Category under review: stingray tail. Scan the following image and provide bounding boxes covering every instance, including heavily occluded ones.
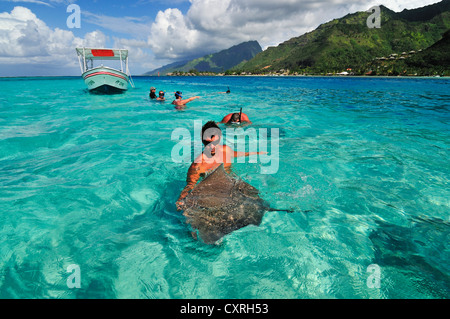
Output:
[268,208,311,214]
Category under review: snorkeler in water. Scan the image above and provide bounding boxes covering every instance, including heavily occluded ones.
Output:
[218,87,231,94]
[217,108,252,125]
[156,91,166,101]
[172,91,200,108]
[149,87,157,99]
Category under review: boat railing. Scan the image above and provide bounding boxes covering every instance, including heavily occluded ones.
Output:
[76,47,134,88]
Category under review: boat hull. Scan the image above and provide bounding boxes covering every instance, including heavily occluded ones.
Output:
[82,67,129,93]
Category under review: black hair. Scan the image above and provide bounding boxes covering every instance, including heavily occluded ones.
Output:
[227,108,243,124]
[227,113,241,123]
[201,121,222,146]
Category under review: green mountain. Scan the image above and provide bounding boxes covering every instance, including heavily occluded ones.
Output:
[237,0,450,75]
[144,41,262,75]
[144,60,189,76]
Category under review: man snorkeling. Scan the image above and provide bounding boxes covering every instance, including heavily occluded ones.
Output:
[172,91,200,108]
[217,108,252,125]
[176,121,265,210]
[218,87,231,94]
[156,91,166,101]
[149,87,157,99]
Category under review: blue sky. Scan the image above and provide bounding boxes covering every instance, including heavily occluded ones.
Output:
[10,0,191,37]
[0,0,443,76]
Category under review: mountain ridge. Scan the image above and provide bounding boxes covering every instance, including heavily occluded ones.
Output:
[144,41,262,75]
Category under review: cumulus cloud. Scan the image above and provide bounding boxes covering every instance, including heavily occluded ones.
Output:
[147,0,356,60]
[0,6,107,74]
[0,6,49,57]
[148,0,442,61]
[148,8,202,60]
[113,37,155,70]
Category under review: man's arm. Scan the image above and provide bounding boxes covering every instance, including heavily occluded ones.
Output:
[217,113,232,124]
[233,151,263,157]
[241,113,252,124]
[176,162,202,210]
[181,96,200,104]
[227,145,266,158]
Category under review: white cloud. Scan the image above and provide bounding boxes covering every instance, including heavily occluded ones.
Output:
[148,0,442,61]
[0,6,51,57]
[113,36,156,70]
[148,8,202,60]
[81,30,108,48]
[0,6,107,74]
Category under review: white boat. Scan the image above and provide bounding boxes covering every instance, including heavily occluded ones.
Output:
[76,48,134,94]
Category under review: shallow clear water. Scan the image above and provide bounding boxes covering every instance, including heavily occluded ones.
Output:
[0,76,449,299]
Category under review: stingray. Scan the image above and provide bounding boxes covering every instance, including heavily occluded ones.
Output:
[182,164,287,244]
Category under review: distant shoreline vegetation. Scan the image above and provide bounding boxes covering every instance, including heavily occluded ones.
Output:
[1,74,448,79]
[161,69,449,77]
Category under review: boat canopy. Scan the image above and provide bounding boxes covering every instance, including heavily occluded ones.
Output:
[76,48,128,60]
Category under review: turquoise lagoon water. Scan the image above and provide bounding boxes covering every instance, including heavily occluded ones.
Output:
[0,76,449,299]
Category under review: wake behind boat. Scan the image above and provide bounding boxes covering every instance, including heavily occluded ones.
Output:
[76,48,134,94]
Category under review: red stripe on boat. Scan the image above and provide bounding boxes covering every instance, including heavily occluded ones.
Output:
[91,49,115,57]
[84,71,127,81]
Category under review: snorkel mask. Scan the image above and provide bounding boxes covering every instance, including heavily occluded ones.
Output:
[229,108,243,124]
[202,135,221,147]
[202,126,222,147]
[175,91,182,98]
[230,114,241,124]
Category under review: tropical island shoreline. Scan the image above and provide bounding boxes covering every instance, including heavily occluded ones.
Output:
[148,72,448,78]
